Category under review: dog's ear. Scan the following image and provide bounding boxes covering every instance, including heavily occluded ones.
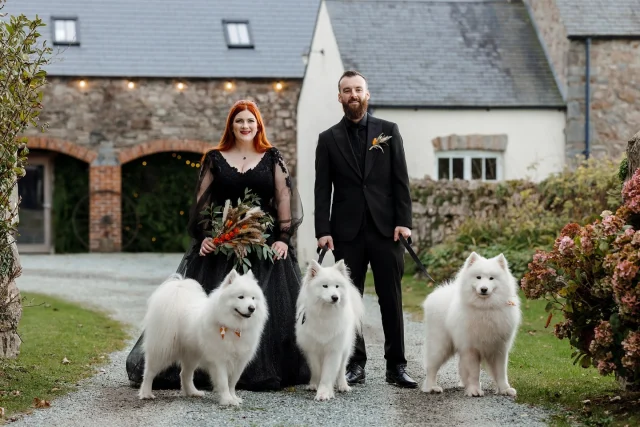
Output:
[245,269,256,279]
[334,259,349,277]
[308,259,321,278]
[465,251,480,268]
[494,253,508,271]
[221,269,239,287]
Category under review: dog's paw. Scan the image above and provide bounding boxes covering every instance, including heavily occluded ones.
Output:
[138,391,156,400]
[499,387,517,397]
[219,394,240,406]
[421,379,443,393]
[422,385,443,394]
[232,394,243,404]
[464,386,484,397]
[183,389,205,398]
[337,382,351,393]
[305,383,318,391]
[314,388,335,401]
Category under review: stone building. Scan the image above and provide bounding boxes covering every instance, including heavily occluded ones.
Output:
[525,0,640,160]
[5,0,319,253]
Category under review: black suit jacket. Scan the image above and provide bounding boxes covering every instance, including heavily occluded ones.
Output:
[314,115,412,241]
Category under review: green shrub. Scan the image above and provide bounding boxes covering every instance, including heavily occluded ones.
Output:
[418,158,622,283]
[521,167,640,386]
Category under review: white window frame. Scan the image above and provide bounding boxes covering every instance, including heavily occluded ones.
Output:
[435,150,503,182]
[52,17,79,45]
[223,21,253,48]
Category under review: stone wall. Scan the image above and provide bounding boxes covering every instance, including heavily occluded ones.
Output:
[523,0,569,98]
[21,77,302,252]
[566,40,640,160]
[410,177,536,251]
[23,77,301,173]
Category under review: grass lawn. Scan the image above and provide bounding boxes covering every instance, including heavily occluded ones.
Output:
[0,292,128,422]
[365,272,639,427]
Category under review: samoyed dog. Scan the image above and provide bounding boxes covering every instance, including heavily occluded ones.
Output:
[138,270,268,406]
[295,259,365,401]
[421,252,521,397]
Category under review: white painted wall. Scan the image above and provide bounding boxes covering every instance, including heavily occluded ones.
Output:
[295,2,567,268]
[296,0,344,268]
[376,108,566,182]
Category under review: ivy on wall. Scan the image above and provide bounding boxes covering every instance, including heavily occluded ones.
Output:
[52,154,89,253]
[122,151,203,252]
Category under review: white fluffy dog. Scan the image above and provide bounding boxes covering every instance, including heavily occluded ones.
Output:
[295,259,365,401]
[138,270,268,406]
[421,252,521,397]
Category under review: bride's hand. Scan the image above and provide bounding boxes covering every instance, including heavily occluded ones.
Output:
[272,241,288,260]
[200,237,216,256]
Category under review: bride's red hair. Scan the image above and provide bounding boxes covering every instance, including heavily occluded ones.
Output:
[213,100,272,153]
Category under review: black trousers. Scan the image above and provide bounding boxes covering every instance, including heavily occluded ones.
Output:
[333,210,407,370]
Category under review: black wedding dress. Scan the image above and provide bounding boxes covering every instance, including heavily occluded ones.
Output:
[126,147,310,391]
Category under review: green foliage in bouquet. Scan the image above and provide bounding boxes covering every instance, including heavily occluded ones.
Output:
[200,188,276,273]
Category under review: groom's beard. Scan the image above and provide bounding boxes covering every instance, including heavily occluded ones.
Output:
[342,97,368,121]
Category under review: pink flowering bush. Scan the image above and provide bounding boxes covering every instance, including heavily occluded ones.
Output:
[521,167,640,386]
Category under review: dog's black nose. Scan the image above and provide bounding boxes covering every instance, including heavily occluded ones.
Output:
[331,295,339,302]
[248,305,255,313]
[480,287,488,294]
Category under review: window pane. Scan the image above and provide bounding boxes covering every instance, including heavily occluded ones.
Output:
[452,158,464,180]
[438,158,449,180]
[227,24,239,45]
[237,24,250,44]
[65,21,76,42]
[55,20,66,41]
[471,158,483,180]
[485,158,497,180]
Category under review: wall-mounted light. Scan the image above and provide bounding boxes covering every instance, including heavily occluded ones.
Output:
[274,81,284,91]
[301,48,325,66]
[78,79,87,88]
[177,82,185,90]
[225,81,234,91]
[127,81,135,89]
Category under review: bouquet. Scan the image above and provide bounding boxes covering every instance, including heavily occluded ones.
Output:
[199,188,276,273]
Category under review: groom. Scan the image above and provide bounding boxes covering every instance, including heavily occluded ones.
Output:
[314,70,417,388]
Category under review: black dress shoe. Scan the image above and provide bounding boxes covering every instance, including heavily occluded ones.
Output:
[385,364,418,388]
[345,363,365,385]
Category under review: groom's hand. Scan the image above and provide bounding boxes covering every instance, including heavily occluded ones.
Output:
[318,236,334,251]
[394,226,411,242]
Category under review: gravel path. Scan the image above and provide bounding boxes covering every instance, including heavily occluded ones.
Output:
[11,254,552,426]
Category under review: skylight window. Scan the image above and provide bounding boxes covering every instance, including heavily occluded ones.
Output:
[52,18,79,45]
[223,21,253,48]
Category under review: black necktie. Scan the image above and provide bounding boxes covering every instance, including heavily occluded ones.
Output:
[349,123,366,173]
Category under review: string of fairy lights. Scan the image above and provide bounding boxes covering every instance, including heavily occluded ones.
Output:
[75,79,285,92]
[94,78,286,247]
[124,152,204,245]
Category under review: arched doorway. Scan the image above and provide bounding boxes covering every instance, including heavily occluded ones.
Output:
[18,138,96,253]
[121,151,205,252]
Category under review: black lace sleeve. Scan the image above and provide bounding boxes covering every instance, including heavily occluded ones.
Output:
[271,148,303,246]
[186,150,216,242]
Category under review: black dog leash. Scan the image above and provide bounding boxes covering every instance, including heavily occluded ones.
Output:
[399,235,436,283]
[316,243,329,265]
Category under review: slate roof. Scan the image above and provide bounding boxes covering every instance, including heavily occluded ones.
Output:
[555,0,640,37]
[0,0,320,78]
[325,0,564,108]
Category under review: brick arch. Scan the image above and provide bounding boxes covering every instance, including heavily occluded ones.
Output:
[25,137,97,163]
[119,139,216,164]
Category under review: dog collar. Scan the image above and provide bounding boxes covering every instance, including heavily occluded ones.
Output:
[219,326,241,339]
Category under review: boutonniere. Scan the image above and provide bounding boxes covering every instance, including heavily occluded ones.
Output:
[369,133,392,152]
